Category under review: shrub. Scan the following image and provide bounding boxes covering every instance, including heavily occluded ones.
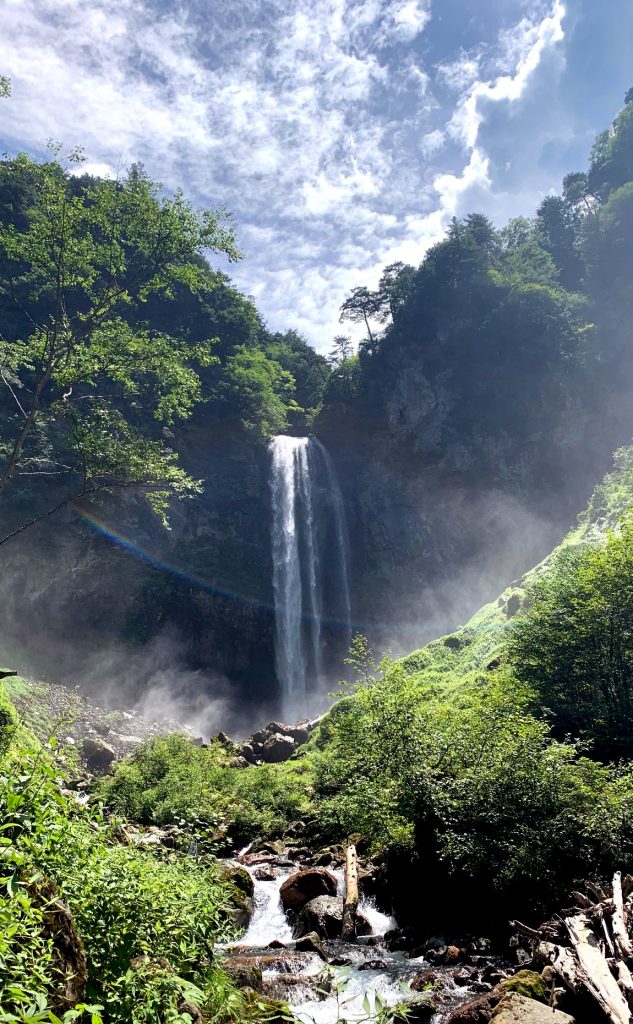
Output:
[99,733,313,845]
[0,738,259,1024]
[0,682,17,760]
[313,661,633,917]
[512,518,633,758]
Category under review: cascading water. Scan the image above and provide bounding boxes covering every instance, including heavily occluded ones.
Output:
[270,436,352,720]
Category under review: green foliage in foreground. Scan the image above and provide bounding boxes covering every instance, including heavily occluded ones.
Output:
[512,517,633,758]
[98,733,313,846]
[0,718,282,1024]
[0,682,16,757]
[312,664,633,906]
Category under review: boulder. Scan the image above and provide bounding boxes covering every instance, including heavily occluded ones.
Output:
[445,972,551,1024]
[237,742,257,763]
[405,994,439,1023]
[215,862,254,928]
[262,733,296,763]
[279,868,337,912]
[410,970,441,992]
[81,736,116,772]
[295,895,371,940]
[230,756,250,769]
[491,993,575,1023]
[254,866,277,881]
[295,931,327,959]
[444,991,501,1023]
[225,958,263,990]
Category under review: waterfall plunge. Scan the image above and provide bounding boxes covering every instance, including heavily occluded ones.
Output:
[270,436,351,720]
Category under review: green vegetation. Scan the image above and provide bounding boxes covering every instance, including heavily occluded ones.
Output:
[98,732,313,847]
[0,149,328,546]
[0,698,286,1024]
[512,518,633,759]
[0,682,16,757]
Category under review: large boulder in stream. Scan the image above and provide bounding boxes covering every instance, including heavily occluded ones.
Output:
[279,867,337,912]
[215,862,254,927]
[294,895,371,940]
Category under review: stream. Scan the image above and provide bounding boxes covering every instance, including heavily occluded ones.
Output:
[219,850,483,1023]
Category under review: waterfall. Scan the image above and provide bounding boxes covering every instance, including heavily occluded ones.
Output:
[269,435,351,719]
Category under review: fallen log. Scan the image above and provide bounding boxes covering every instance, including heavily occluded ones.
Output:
[341,843,359,941]
[566,912,630,1024]
[613,872,633,965]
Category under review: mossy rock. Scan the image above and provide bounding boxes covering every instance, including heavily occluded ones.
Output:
[216,861,255,898]
[215,862,254,927]
[500,969,548,1003]
[241,988,291,1024]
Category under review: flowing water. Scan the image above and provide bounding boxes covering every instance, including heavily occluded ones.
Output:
[270,436,352,720]
[222,855,448,1024]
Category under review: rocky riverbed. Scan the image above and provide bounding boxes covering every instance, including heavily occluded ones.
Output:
[216,841,546,1024]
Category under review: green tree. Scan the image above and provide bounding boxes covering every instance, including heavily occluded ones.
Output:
[512,521,633,757]
[375,262,415,323]
[327,334,353,367]
[0,76,10,98]
[339,286,381,354]
[220,345,297,439]
[0,150,239,540]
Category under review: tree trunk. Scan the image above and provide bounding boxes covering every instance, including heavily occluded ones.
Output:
[341,843,359,941]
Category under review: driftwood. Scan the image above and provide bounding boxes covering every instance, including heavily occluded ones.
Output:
[341,843,359,941]
[523,873,633,1023]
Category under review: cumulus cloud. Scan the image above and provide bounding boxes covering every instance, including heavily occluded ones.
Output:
[0,0,572,349]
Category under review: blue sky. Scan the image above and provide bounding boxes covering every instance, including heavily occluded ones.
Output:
[0,0,631,350]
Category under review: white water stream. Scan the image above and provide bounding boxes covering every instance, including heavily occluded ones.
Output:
[226,856,432,1024]
[269,436,352,721]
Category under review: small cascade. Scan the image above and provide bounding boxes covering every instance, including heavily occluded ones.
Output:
[269,435,352,720]
[221,854,456,1024]
[241,872,294,947]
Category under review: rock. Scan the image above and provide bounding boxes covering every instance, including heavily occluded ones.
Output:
[215,862,254,928]
[295,931,327,959]
[445,972,551,1024]
[230,756,250,769]
[295,895,371,940]
[499,971,548,1003]
[454,968,477,986]
[314,851,334,867]
[254,866,276,881]
[80,736,116,772]
[287,846,311,861]
[441,944,463,964]
[224,958,263,990]
[358,869,377,899]
[410,970,440,991]
[279,867,338,912]
[358,959,388,971]
[445,991,501,1023]
[267,939,286,949]
[262,733,296,763]
[237,742,257,764]
[491,993,575,1023]
[406,994,439,1023]
[216,731,233,746]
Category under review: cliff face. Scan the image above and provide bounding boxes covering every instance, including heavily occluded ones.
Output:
[317,383,629,659]
[0,377,629,724]
[0,420,279,725]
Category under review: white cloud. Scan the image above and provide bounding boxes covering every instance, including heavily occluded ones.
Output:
[0,0,568,351]
[449,1,566,150]
[421,128,445,157]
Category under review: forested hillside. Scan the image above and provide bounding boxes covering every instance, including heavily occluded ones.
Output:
[321,90,633,652]
[2,93,633,723]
